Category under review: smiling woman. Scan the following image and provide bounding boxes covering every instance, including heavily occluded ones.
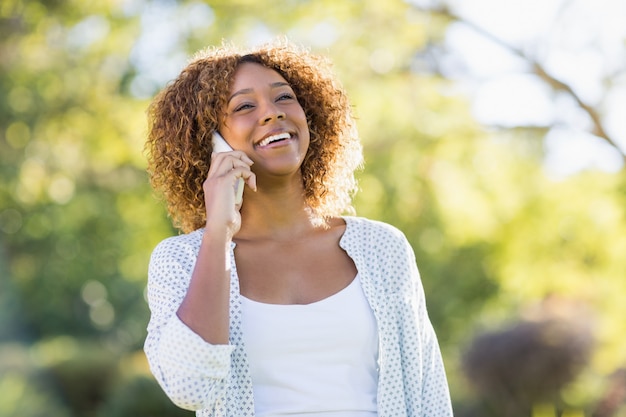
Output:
[143,38,452,417]
[145,40,362,234]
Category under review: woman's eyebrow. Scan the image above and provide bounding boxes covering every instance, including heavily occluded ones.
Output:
[228,88,253,104]
[270,82,290,89]
[228,82,291,104]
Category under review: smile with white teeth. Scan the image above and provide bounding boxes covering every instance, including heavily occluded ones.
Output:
[257,132,291,147]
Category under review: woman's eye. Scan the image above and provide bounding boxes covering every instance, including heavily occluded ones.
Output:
[277,93,295,101]
[234,103,254,112]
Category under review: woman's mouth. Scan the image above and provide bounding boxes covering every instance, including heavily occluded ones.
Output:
[256,132,291,148]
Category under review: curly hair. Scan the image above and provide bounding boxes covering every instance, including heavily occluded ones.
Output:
[145,39,363,233]
[146,40,362,233]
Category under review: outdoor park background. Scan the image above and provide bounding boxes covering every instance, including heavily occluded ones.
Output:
[1,0,625,416]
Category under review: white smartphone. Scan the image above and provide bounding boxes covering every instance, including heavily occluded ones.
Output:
[212,131,244,204]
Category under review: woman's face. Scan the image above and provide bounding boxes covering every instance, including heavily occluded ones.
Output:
[219,62,310,182]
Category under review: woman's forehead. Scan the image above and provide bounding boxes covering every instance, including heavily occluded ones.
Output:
[229,62,289,93]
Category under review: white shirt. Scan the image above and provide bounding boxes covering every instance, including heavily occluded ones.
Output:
[241,275,378,417]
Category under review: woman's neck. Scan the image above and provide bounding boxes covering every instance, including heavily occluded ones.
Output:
[235,183,322,242]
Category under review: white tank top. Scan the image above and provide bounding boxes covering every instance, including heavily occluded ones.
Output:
[240,275,379,417]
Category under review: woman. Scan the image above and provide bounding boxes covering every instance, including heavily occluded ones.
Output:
[144,39,452,417]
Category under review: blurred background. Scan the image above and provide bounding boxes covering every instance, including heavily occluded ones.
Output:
[1,0,625,416]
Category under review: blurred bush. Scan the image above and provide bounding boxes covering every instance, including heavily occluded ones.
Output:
[97,376,193,417]
[0,340,192,417]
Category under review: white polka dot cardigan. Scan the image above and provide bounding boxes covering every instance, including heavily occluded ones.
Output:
[144,216,453,416]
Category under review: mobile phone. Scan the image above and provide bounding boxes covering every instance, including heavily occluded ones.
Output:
[212,131,244,204]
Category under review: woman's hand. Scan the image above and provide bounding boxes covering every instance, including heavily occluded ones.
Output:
[204,150,256,238]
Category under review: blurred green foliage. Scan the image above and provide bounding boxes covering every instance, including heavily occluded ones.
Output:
[1,0,625,416]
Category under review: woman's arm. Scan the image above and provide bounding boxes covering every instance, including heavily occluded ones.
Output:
[144,235,234,410]
[398,232,453,416]
[412,282,453,416]
[176,149,255,343]
[176,228,231,344]
[144,149,254,410]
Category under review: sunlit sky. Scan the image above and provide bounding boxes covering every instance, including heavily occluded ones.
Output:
[435,0,626,177]
[124,0,625,178]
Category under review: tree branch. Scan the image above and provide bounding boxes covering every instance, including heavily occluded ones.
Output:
[423,5,626,162]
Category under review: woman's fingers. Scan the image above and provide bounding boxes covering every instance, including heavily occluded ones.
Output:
[210,150,253,169]
[210,152,256,190]
[233,167,257,193]
[206,151,256,198]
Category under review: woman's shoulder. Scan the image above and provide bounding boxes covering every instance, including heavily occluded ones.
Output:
[343,216,407,241]
[342,217,419,293]
[151,228,205,259]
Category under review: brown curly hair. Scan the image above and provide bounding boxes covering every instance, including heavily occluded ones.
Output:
[145,39,363,233]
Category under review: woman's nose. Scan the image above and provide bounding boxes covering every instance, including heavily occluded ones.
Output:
[260,101,286,124]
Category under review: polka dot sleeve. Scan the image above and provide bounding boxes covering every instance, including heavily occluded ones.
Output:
[341,217,453,416]
[144,232,235,411]
[401,234,452,415]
